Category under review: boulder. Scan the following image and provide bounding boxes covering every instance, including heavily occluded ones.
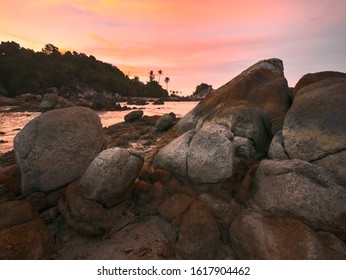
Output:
[229,210,326,259]
[153,125,235,184]
[80,148,144,208]
[14,106,106,196]
[155,112,176,132]
[187,125,234,184]
[176,58,290,135]
[58,181,111,236]
[198,106,272,158]
[176,201,219,259]
[153,129,197,178]
[0,201,54,259]
[39,93,59,112]
[124,110,143,122]
[282,77,346,161]
[253,159,346,238]
[292,71,346,100]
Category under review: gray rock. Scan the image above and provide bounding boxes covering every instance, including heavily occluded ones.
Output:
[282,77,346,161]
[124,110,143,122]
[253,159,346,238]
[80,148,144,208]
[153,125,235,185]
[152,129,197,178]
[314,150,346,186]
[155,112,176,132]
[267,130,289,160]
[39,93,59,112]
[14,107,106,196]
[187,126,234,184]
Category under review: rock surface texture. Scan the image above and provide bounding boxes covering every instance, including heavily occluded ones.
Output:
[282,77,346,162]
[14,106,106,196]
[176,58,290,136]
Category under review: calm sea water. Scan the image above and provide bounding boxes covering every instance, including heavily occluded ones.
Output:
[0,101,198,155]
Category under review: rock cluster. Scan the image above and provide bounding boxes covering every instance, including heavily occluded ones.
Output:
[1,58,345,260]
[14,107,106,196]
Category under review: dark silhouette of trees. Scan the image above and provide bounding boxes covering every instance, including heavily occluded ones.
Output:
[149,70,155,82]
[157,69,163,84]
[42,43,60,55]
[164,77,170,90]
[0,41,168,98]
[193,83,213,95]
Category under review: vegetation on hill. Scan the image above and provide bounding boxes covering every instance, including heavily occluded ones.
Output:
[0,41,168,98]
[193,83,213,95]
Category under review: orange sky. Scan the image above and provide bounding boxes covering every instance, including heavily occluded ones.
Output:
[1,0,345,95]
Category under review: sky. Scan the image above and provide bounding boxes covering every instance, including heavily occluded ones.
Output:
[0,0,345,95]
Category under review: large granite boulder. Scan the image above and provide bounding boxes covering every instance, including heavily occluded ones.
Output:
[292,71,346,100]
[59,148,143,235]
[253,159,346,239]
[187,125,234,184]
[153,130,196,179]
[0,201,54,259]
[176,58,290,135]
[197,106,272,158]
[153,125,234,184]
[80,148,144,208]
[282,77,346,162]
[14,106,106,196]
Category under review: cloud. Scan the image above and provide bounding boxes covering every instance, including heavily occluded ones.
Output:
[1,0,345,94]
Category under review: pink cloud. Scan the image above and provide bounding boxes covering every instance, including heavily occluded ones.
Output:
[1,0,345,94]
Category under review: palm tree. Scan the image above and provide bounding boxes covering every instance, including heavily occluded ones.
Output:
[164,77,170,90]
[149,70,155,82]
[157,69,163,84]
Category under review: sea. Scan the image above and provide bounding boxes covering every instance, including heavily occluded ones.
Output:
[0,101,198,155]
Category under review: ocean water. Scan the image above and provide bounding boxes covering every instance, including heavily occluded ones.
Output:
[0,101,198,155]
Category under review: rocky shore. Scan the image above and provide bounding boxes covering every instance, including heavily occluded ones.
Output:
[0,58,345,260]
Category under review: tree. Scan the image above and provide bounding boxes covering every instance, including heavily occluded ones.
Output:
[42,43,59,55]
[164,77,170,90]
[157,69,163,84]
[149,70,155,82]
[193,83,212,95]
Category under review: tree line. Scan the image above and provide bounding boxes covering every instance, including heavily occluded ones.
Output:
[0,41,168,98]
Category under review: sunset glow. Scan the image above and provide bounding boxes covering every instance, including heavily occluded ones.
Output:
[1,0,345,94]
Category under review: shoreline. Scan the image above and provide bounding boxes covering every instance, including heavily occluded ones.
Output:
[0,101,198,155]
